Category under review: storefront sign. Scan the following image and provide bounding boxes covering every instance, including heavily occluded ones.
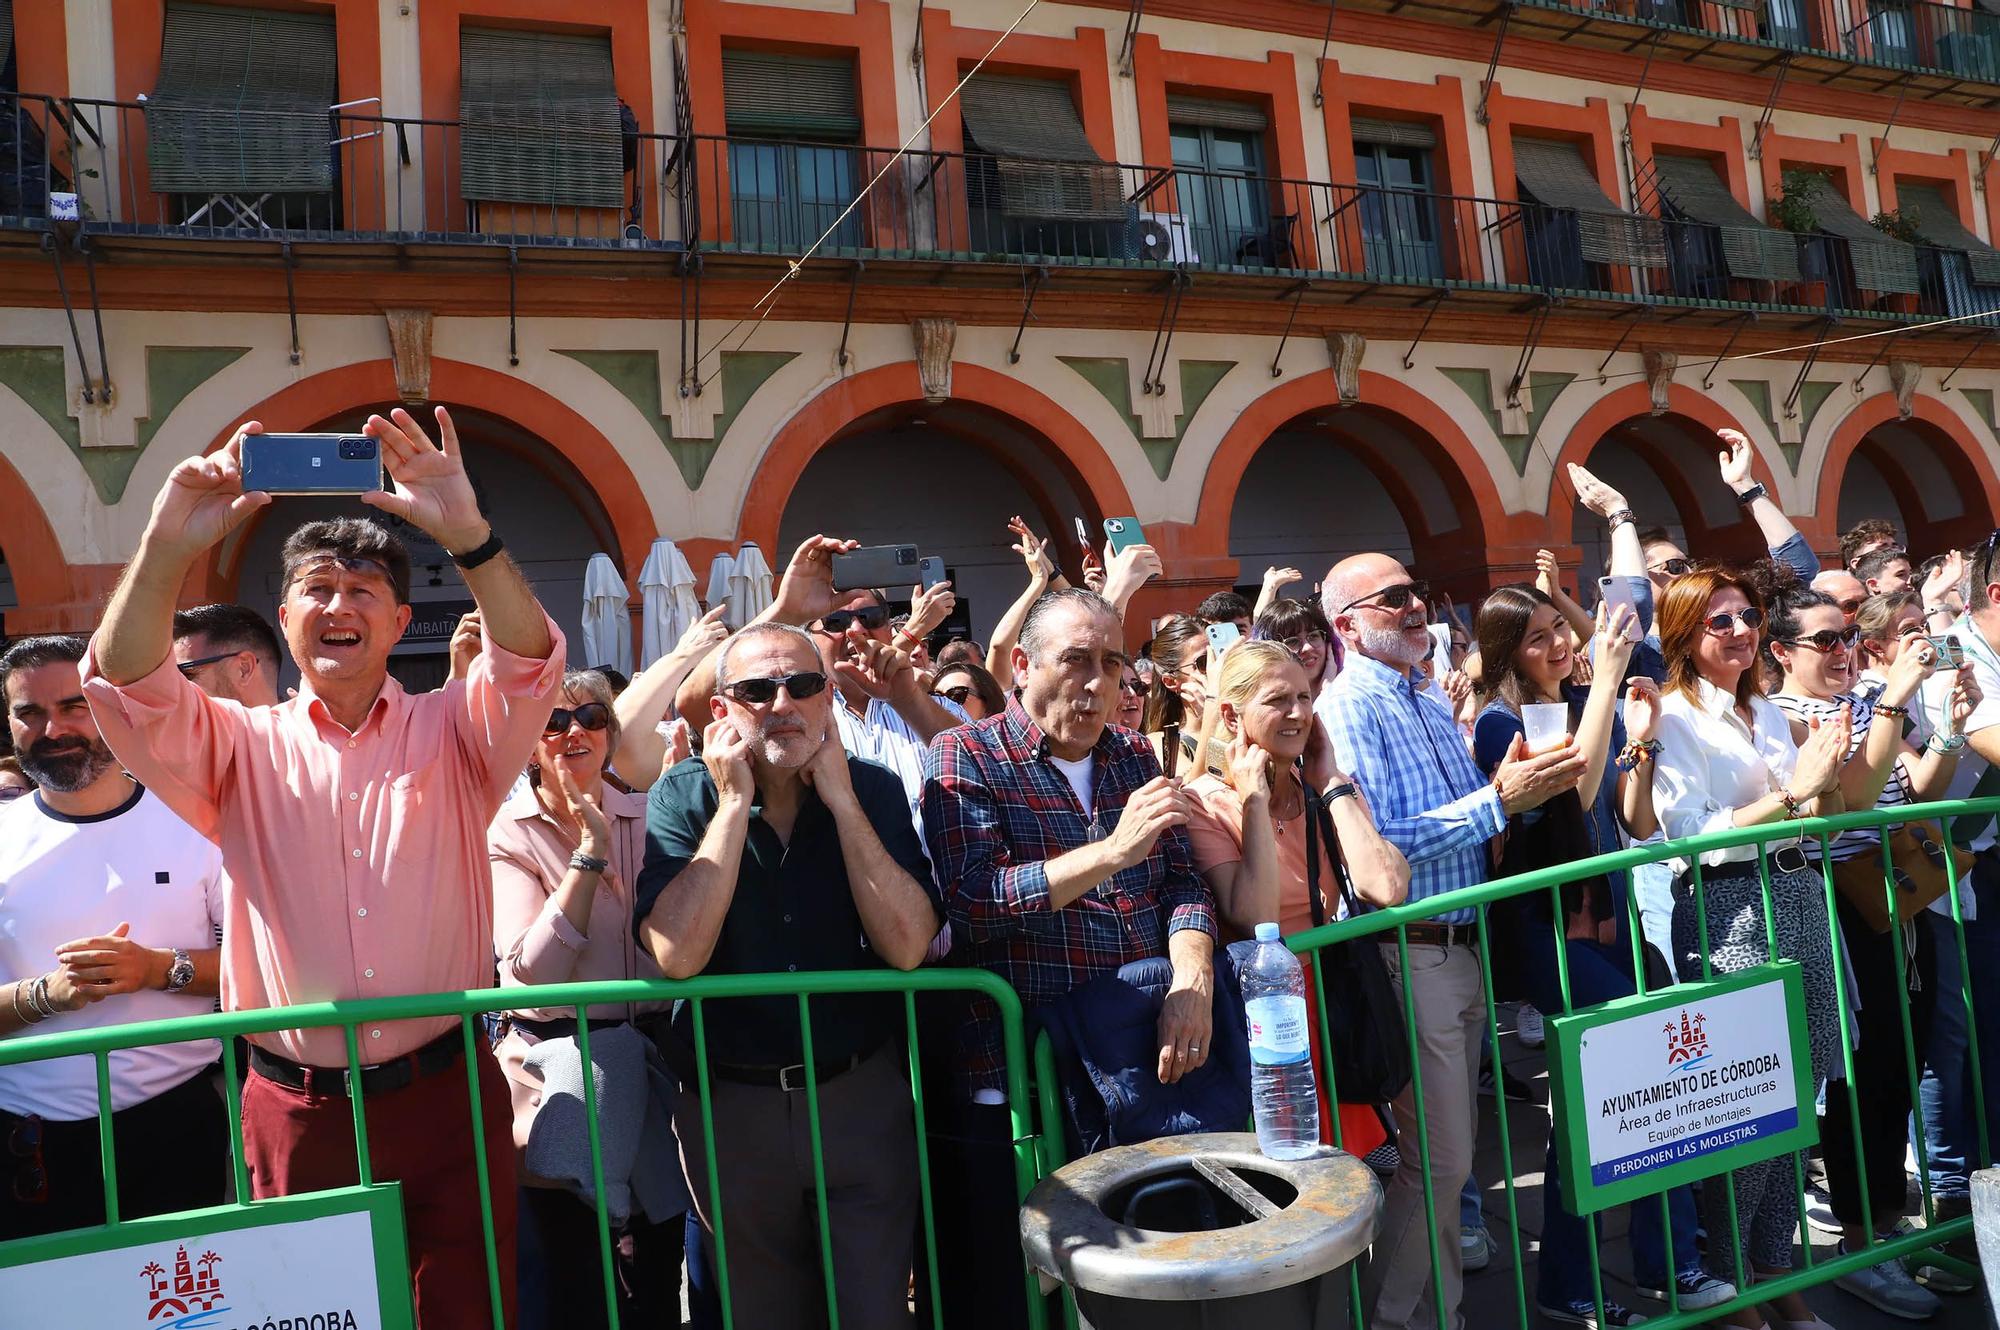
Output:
[0,1185,413,1330]
[1546,961,1818,1214]
[393,598,477,655]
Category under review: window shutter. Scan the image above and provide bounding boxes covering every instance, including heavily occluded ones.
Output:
[1651,154,1801,283]
[459,27,624,209]
[960,74,1125,221]
[1513,137,1667,269]
[1164,94,1268,133]
[722,50,860,139]
[146,3,338,194]
[1792,173,1921,294]
[1899,182,2000,287]
[0,0,14,79]
[1350,117,1438,150]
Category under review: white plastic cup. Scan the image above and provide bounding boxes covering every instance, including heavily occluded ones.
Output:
[1521,703,1570,755]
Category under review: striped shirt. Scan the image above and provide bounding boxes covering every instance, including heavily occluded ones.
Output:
[1771,690,1907,862]
[1316,653,1505,925]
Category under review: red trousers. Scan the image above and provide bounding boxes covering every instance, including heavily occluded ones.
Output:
[242,1048,518,1330]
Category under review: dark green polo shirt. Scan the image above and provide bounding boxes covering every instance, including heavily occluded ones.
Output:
[633,754,940,1067]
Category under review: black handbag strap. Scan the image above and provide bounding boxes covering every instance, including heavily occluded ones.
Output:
[1300,766,1359,930]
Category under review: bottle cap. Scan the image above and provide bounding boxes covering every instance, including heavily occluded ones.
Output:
[1254,921,1281,942]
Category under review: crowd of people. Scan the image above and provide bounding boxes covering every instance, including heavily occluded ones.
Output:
[0,409,1993,1330]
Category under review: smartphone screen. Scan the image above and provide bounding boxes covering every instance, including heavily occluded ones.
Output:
[1103,517,1146,555]
[1596,576,1644,643]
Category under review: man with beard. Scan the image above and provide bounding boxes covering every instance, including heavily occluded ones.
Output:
[171,603,283,707]
[0,635,226,1238]
[1318,555,1585,1330]
[634,621,938,1330]
[921,587,1217,1329]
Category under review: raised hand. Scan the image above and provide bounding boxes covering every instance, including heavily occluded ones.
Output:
[1009,516,1057,581]
[1225,733,1273,801]
[146,424,274,563]
[672,604,731,664]
[1102,542,1163,611]
[1566,463,1628,520]
[702,718,755,802]
[833,638,917,704]
[360,407,489,552]
[1105,776,1190,871]
[1262,566,1302,596]
[771,534,860,627]
[447,609,483,683]
[1949,661,1981,732]
[1923,550,1967,609]
[1622,677,1663,744]
[1716,427,1758,495]
[1596,602,1639,667]
[1535,548,1560,596]
[1302,714,1345,794]
[906,580,957,639]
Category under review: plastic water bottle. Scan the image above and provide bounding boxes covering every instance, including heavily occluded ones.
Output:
[1242,922,1320,1159]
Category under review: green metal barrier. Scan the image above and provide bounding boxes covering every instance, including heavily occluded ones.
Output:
[1285,794,1995,1330]
[0,800,1991,1328]
[0,968,1047,1330]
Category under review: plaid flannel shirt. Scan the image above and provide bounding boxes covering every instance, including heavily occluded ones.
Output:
[922,695,1217,1091]
[1315,653,1505,925]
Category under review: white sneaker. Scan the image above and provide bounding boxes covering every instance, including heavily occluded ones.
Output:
[1834,1243,1942,1320]
[1462,1226,1495,1272]
[1517,1003,1546,1048]
[1803,1183,1841,1234]
[1634,1270,1735,1311]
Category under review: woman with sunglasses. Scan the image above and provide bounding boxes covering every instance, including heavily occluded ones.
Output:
[1469,587,1716,1324]
[1115,660,1148,731]
[487,670,683,1330]
[1144,614,1213,774]
[1763,575,1969,1316]
[1652,568,1849,1330]
[1182,639,1408,1158]
[931,661,1006,722]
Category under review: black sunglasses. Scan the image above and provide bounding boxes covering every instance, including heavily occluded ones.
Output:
[1703,607,1765,633]
[1779,626,1862,653]
[723,671,830,705]
[1338,580,1429,615]
[544,702,612,734]
[815,606,890,635]
[935,684,974,705]
[177,651,239,676]
[1650,557,1693,578]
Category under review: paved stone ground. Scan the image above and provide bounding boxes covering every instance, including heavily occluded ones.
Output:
[1459,1005,1993,1330]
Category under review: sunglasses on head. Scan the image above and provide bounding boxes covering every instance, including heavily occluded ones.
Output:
[544,702,612,735]
[723,671,829,706]
[815,606,890,635]
[1650,557,1693,578]
[1703,607,1765,634]
[1338,580,1428,615]
[1779,625,1862,653]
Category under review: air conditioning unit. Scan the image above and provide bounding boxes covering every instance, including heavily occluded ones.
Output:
[1135,211,1198,266]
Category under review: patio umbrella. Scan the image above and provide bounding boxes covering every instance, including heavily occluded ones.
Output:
[728,543,774,627]
[638,538,700,668]
[705,553,736,626]
[580,552,632,676]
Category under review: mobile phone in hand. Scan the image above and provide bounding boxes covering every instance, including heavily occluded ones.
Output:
[918,556,946,592]
[1103,517,1146,555]
[831,544,918,592]
[240,433,382,495]
[1204,621,1242,658]
[1596,576,1644,644]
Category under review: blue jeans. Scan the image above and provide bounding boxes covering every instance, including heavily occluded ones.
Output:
[1524,933,1701,1305]
[1630,860,1676,980]
[1917,861,2000,1197]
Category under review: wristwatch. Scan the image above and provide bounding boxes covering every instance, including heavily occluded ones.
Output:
[163,948,195,994]
[570,851,610,874]
[450,528,506,570]
[1733,482,1767,507]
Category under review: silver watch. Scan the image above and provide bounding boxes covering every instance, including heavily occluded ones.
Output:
[163,948,195,994]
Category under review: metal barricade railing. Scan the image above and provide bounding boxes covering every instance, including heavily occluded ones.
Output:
[1283,794,1994,1330]
[0,967,1047,1330]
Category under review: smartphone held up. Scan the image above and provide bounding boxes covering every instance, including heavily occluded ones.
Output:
[239,433,383,496]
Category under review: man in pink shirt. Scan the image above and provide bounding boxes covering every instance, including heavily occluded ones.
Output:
[82,407,564,1329]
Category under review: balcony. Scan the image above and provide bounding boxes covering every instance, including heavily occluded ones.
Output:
[1331,0,2000,107]
[2,96,1995,335]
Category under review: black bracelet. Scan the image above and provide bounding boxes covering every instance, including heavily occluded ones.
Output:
[451,528,505,570]
[1323,781,1359,809]
[569,851,609,874]
[1733,482,1767,507]
[1606,508,1636,530]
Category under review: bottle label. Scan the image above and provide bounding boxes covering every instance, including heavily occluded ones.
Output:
[1245,995,1310,1062]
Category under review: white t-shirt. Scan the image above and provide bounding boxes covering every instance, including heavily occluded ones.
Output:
[0,784,225,1119]
[1049,753,1096,821]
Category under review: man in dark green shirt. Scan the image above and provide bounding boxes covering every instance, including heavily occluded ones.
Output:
[635,621,940,1330]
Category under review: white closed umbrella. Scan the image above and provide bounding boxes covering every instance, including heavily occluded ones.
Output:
[728,542,774,627]
[580,553,633,676]
[638,538,701,668]
[704,553,736,626]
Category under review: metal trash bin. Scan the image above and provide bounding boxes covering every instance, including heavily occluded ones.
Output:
[1973,1167,1999,1314]
[1019,1131,1381,1329]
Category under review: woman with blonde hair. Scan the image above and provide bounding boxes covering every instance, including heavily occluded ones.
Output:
[1183,638,1410,1155]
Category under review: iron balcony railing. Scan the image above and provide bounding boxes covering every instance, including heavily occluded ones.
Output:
[4,97,1998,328]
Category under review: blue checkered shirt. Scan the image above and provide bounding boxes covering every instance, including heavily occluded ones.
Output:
[1315,653,1505,924]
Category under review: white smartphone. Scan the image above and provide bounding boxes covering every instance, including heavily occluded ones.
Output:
[1596,576,1644,643]
[1204,621,1242,659]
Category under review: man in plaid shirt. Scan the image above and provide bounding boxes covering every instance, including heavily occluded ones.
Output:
[921,587,1216,1328]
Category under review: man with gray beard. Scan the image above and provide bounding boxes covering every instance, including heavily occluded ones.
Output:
[634,621,939,1330]
[0,635,226,1237]
[1317,556,1585,1330]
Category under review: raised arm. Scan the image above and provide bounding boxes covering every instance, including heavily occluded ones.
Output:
[1536,548,1595,646]
[989,519,1054,690]
[1100,542,1163,625]
[1573,603,1639,808]
[614,605,729,789]
[674,534,858,728]
[1254,566,1303,619]
[1718,429,1817,576]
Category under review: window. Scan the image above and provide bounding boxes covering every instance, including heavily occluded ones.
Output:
[1867,1,1919,66]
[722,50,861,254]
[1512,136,1666,290]
[145,2,339,231]
[1760,0,1813,47]
[1352,119,1443,281]
[1167,96,1282,269]
[459,27,625,231]
[960,74,1126,262]
[1648,154,1799,299]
